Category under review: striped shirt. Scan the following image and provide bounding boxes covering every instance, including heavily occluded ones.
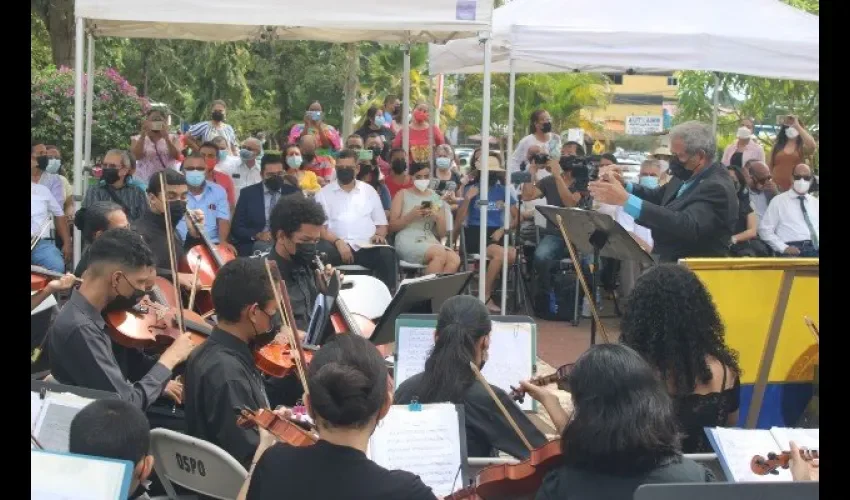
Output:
[187,121,238,151]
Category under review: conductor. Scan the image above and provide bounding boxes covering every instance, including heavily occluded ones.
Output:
[589,121,737,263]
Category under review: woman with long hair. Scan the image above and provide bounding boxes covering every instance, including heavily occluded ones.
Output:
[395,296,558,459]
[726,165,766,257]
[769,115,817,192]
[238,334,438,500]
[508,109,559,173]
[356,105,395,148]
[535,344,713,499]
[620,264,741,453]
[282,143,322,194]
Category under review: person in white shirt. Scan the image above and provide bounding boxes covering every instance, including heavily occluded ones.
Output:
[32,181,71,272]
[509,110,559,173]
[743,159,777,220]
[226,137,264,202]
[758,163,819,257]
[315,149,397,291]
[721,119,765,168]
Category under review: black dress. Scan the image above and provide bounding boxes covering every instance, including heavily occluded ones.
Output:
[673,367,741,453]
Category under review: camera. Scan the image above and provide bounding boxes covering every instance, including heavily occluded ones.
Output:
[530,152,550,166]
[561,155,601,192]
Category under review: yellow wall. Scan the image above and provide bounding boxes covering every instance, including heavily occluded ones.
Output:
[584,75,678,129]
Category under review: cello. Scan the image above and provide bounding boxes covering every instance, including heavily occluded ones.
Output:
[181,210,236,314]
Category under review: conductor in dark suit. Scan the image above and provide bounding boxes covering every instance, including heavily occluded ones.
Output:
[231,153,300,256]
[589,121,738,263]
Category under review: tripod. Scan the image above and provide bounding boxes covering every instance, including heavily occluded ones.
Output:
[509,195,534,316]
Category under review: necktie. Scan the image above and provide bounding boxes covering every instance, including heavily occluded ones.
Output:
[265,191,279,231]
[797,195,818,250]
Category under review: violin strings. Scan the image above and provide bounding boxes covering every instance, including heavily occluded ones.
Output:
[265,261,309,392]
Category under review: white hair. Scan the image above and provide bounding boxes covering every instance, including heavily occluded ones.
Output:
[669,121,717,161]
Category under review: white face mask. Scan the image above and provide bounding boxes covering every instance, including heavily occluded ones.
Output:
[413,179,430,192]
[736,127,752,140]
[785,127,800,139]
[793,179,811,194]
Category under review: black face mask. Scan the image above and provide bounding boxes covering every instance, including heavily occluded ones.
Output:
[391,160,407,174]
[36,156,49,171]
[541,122,552,134]
[211,110,225,122]
[105,275,147,312]
[668,157,694,181]
[336,168,355,185]
[294,242,317,264]
[264,176,283,192]
[101,168,120,185]
[252,309,282,349]
[167,200,187,226]
[302,152,316,163]
[370,147,382,159]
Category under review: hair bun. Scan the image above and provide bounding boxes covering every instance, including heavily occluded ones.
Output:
[310,362,379,426]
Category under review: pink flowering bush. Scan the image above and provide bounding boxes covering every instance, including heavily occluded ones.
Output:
[31,66,150,177]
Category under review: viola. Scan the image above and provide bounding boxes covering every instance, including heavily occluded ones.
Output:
[237,407,317,448]
[181,210,236,313]
[509,363,573,404]
[751,449,819,476]
[313,255,390,358]
[31,265,81,293]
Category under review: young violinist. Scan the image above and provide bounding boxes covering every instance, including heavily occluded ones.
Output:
[183,257,285,468]
[237,333,439,500]
[73,201,130,277]
[394,295,553,460]
[533,344,712,500]
[48,228,197,411]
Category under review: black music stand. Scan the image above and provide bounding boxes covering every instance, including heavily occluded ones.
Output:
[536,205,653,345]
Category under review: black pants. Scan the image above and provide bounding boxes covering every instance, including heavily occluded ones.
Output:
[730,239,771,257]
[317,240,398,292]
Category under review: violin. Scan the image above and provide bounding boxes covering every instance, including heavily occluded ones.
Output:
[237,407,318,448]
[104,276,211,350]
[181,210,236,313]
[31,265,81,292]
[751,450,819,476]
[509,363,573,404]
[313,255,390,358]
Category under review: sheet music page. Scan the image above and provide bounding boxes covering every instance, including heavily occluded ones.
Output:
[394,327,436,386]
[34,392,95,452]
[769,427,819,451]
[709,428,792,482]
[368,404,463,497]
[32,450,129,500]
[398,274,438,289]
[481,322,535,411]
[32,391,44,430]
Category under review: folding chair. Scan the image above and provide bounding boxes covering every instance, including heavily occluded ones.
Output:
[339,274,393,320]
[148,428,247,500]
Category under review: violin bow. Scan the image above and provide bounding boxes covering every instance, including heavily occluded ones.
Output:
[469,361,533,451]
[31,219,52,252]
[804,316,819,344]
[555,214,610,343]
[159,172,186,334]
[186,255,202,311]
[264,260,310,395]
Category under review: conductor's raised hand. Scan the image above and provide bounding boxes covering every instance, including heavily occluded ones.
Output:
[589,179,629,206]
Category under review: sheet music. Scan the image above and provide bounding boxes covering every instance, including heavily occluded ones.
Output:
[33,392,95,452]
[709,428,792,482]
[481,322,535,411]
[32,391,44,430]
[398,274,438,289]
[32,450,130,500]
[769,427,819,451]
[368,404,463,497]
[395,327,435,385]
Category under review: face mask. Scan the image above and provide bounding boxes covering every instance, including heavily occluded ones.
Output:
[413,110,428,122]
[252,309,282,349]
[302,152,316,163]
[211,110,225,122]
[785,127,799,139]
[204,158,217,170]
[167,200,187,226]
[308,111,322,121]
[436,157,451,170]
[391,160,407,174]
[286,155,303,169]
[105,274,147,312]
[217,150,228,163]
[736,127,752,140]
[185,170,205,187]
[336,168,355,185]
[668,157,694,181]
[374,115,385,127]
[101,168,121,185]
[793,179,811,193]
[541,122,552,134]
[264,176,283,192]
[294,241,317,264]
[36,156,49,171]
[639,176,659,188]
[369,147,382,160]
[413,179,430,191]
[46,158,61,174]
[239,149,256,161]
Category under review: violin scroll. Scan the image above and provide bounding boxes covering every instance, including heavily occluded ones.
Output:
[750,449,819,476]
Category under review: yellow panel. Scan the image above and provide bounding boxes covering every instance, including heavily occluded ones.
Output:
[684,260,819,384]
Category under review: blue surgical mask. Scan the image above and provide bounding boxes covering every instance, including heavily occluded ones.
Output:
[185,170,205,187]
[45,158,61,174]
[309,111,322,121]
[286,156,303,169]
[217,150,228,162]
[374,115,386,127]
[639,175,659,188]
[239,149,256,161]
[436,157,451,169]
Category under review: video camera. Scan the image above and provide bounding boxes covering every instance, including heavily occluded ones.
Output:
[561,154,601,192]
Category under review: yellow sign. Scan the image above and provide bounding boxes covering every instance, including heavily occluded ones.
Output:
[592,140,605,155]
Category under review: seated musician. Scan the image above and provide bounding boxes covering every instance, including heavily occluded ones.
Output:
[69,399,156,500]
[73,201,130,277]
[532,344,713,500]
[184,258,285,468]
[31,273,76,312]
[394,295,551,460]
[176,152,238,255]
[47,228,197,410]
[236,334,438,500]
[315,148,398,292]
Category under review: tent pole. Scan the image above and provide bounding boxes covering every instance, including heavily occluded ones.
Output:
[478,34,492,303]
[84,33,95,169]
[500,58,516,314]
[72,18,86,267]
[402,43,411,155]
[711,72,720,136]
[428,73,434,172]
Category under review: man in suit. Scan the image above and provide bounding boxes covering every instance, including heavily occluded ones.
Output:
[590,121,738,263]
[231,153,300,256]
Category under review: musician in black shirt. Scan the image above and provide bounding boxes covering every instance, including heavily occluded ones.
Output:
[239,334,437,500]
[184,258,285,467]
[73,201,129,277]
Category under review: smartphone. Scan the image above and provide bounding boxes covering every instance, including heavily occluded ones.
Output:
[150,121,164,131]
[358,149,374,162]
[421,201,433,209]
[775,115,788,125]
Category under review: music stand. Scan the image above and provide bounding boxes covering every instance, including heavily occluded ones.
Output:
[369,272,474,347]
[536,205,653,345]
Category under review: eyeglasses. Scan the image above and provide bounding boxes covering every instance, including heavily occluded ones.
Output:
[792,174,812,181]
[102,163,124,169]
[184,166,206,172]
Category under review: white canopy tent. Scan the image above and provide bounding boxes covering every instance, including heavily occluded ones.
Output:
[428,0,819,313]
[71,0,498,298]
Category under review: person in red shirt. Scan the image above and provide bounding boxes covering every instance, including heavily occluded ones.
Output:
[391,102,444,165]
[385,147,412,200]
[198,142,236,210]
[298,133,335,184]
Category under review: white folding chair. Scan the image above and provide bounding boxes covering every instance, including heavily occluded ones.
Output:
[148,428,247,500]
[339,274,392,320]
